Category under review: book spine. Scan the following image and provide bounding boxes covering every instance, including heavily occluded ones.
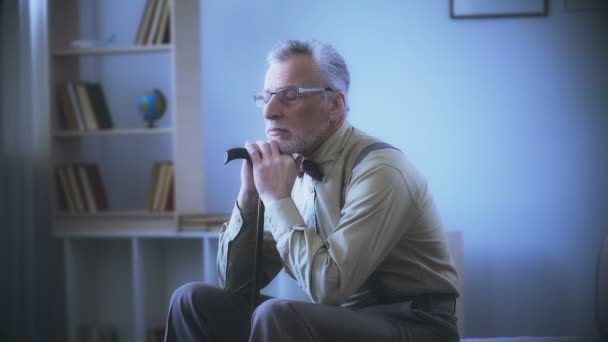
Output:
[87,164,108,211]
[66,82,86,131]
[75,83,99,131]
[56,165,76,212]
[135,0,156,45]
[65,164,85,212]
[152,162,167,211]
[87,83,114,130]
[56,83,79,130]
[78,164,98,213]
[145,162,161,211]
[162,162,174,211]
[155,0,170,45]
[146,0,165,45]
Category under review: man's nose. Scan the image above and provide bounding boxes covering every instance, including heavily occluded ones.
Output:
[263,94,282,120]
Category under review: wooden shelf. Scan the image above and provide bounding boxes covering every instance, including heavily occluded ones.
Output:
[53,127,174,137]
[53,44,171,57]
[53,230,220,239]
[54,210,178,235]
[55,210,175,218]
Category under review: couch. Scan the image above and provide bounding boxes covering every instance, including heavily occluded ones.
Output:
[451,231,607,342]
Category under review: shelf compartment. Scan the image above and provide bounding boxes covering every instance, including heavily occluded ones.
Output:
[64,238,134,342]
[134,238,207,338]
[51,135,174,214]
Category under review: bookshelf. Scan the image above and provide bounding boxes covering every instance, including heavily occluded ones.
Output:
[47,2,310,341]
[49,0,203,234]
[47,0,211,341]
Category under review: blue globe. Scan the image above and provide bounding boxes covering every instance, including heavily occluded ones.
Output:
[137,89,166,128]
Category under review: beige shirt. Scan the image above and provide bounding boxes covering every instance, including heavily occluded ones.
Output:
[217,121,459,308]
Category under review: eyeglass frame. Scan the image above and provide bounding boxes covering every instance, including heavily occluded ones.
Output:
[253,86,334,108]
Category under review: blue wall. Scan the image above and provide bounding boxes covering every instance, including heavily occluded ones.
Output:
[200,0,608,337]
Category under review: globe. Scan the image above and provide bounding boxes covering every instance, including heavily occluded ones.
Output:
[137,89,166,128]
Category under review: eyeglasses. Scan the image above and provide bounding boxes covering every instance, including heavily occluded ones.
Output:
[253,86,334,108]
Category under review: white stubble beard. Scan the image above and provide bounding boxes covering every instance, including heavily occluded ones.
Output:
[269,119,331,156]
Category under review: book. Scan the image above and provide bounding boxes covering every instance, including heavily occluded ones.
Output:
[152,162,167,211]
[145,162,162,211]
[165,166,174,211]
[87,83,114,130]
[85,163,108,211]
[144,161,176,212]
[75,83,99,131]
[135,0,157,45]
[65,82,86,131]
[155,0,170,45]
[78,164,97,213]
[65,164,85,212]
[55,163,108,213]
[146,0,165,45]
[162,10,170,44]
[56,83,79,130]
[158,162,174,211]
[56,166,76,212]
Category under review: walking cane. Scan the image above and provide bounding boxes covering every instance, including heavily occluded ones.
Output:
[224,147,264,316]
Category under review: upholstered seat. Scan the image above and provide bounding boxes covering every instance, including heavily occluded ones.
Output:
[462,337,600,342]
[461,232,607,342]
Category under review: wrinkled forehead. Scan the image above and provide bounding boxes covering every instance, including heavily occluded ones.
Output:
[264,55,323,90]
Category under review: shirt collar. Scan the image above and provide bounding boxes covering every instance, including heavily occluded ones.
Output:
[307,120,353,182]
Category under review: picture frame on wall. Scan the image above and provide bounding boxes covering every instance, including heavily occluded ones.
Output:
[450,0,549,19]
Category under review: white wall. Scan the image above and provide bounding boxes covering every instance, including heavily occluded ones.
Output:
[200,0,608,337]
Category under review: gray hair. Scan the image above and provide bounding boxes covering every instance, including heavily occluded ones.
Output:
[266,40,350,96]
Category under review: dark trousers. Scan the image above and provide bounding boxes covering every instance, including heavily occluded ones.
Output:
[164,283,459,342]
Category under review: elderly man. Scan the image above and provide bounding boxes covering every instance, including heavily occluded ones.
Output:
[165,40,459,342]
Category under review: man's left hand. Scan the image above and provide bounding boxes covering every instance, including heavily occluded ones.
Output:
[245,140,298,205]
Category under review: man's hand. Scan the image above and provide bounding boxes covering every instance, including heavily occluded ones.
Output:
[246,140,298,205]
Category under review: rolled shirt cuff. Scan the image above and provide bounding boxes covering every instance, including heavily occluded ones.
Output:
[220,202,258,241]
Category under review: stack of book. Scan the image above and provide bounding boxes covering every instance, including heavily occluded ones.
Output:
[55,163,108,213]
[145,161,174,212]
[179,214,230,232]
[135,0,171,45]
[56,82,113,132]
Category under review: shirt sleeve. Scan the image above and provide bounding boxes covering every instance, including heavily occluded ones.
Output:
[265,163,418,305]
[217,202,283,294]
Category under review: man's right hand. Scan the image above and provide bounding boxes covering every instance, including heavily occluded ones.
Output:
[237,144,259,211]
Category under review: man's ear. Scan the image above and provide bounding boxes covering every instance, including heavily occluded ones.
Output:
[328,92,347,122]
